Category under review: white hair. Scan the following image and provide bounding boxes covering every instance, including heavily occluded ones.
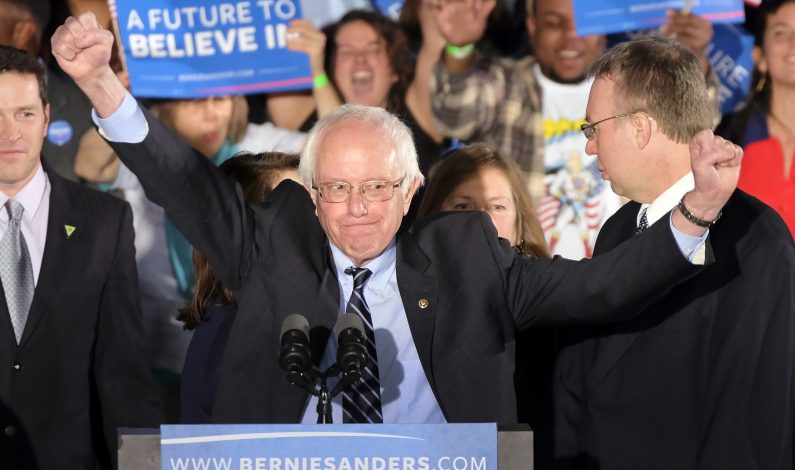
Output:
[299,104,425,195]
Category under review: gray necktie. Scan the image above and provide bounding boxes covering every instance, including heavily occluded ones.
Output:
[635,208,649,235]
[0,200,34,343]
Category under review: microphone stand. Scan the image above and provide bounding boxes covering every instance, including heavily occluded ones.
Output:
[289,363,357,424]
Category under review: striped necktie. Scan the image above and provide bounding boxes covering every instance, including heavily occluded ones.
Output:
[0,200,34,344]
[341,267,383,423]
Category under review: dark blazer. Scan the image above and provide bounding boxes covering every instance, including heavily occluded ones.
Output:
[553,192,795,469]
[181,300,237,424]
[112,109,707,426]
[0,168,162,469]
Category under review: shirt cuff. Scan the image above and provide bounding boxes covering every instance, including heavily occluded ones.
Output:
[669,211,708,264]
[91,91,149,143]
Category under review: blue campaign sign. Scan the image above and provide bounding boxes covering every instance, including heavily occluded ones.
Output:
[161,423,497,470]
[371,0,404,20]
[111,0,312,98]
[705,24,755,114]
[607,23,754,115]
[573,0,745,36]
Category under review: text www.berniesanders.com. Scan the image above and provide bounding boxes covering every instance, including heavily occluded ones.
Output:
[168,455,489,470]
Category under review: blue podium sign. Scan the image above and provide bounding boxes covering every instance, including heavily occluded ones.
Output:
[110,0,312,98]
[161,424,497,470]
[573,0,745,36]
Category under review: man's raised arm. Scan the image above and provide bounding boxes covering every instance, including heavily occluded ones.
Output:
[673,129,743,237]
[51,12,126,119]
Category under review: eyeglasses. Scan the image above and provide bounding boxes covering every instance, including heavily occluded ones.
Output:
[312,176,404,203]
[580,113,636,140]
[335,42,386,61]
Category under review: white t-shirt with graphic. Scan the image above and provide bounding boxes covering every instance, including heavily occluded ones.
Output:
[534,64,622,259]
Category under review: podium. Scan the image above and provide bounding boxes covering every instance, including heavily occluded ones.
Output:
[119,425,533,469]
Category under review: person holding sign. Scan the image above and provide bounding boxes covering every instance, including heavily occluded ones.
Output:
[52,9,741,435]
[270,10,446,182]
[553,36,794,469]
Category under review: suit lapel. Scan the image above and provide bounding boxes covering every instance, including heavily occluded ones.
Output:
[395,235,439,399]
[585,203,644,393]
[307,246,342,363]
[18,172,85,348]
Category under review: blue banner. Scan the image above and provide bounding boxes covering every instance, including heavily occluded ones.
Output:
[607,22,754,115]
[573,0,745,36]
[371,0,404,20]
[161,423,497,470]
[705,23,755,114]
[111,0,312,98]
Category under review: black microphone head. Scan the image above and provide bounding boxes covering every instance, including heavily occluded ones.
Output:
[334,313,364,339]
[281,314,310,339]
[279,314,312,375]
[335,313,366,381]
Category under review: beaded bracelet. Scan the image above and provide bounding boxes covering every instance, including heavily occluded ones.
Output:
[677,196,722,228]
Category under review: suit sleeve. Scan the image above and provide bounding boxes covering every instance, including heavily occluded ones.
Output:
[93,201,162,462]
[105,106,300,290]
[698,223,795,469]
[504,213,712,329]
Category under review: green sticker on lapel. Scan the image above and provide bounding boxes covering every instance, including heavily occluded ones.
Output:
[64,225,76,238]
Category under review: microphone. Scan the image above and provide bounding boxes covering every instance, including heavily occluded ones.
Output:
[279,314,312,387]
[333,313,367,392]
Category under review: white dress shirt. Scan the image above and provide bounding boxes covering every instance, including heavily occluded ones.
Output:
[0,164,50,285]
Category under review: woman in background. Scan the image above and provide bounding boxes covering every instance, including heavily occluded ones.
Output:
[273,9,446,178]
[179,152,302,424]
[418,143,549,257]
[417,143,554,456]
[718,0,795,236]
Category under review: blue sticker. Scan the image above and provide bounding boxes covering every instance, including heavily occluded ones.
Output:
[47,120,73,147]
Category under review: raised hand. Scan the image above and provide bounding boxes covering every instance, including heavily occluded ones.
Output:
[419,0,447,51]
[674,130,743,234]
[51,12,115,85]
[285,19,327,75]
[660,10,712,73]
[430,0,496,47]
[51,12,127,117]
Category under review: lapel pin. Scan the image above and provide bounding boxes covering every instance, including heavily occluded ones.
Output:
[64,225,76,239]
[418,298,429,309]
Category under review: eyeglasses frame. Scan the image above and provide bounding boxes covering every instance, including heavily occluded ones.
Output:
[312,176,405,203]
[580,113,637,140]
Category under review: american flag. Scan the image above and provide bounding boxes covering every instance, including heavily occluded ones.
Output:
[538,191,603,233]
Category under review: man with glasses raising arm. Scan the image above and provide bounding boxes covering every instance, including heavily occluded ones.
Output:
[554,37,795,469]
[52,14,743,430]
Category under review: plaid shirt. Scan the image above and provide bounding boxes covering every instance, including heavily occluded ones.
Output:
[431,54,722,206]
[431,55,546,203]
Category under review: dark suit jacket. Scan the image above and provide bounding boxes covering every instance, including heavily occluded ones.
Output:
[553,192,795,469]
[111,109,707,425]
[0,168,162,469]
